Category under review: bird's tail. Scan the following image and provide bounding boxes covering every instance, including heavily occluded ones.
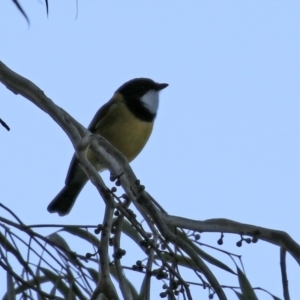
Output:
[47,179,87,216]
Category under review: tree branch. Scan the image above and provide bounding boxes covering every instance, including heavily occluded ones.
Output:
[2,59,299,300]
[163,215,300,265]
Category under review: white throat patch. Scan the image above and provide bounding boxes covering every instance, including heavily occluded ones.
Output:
[140,90,159,114]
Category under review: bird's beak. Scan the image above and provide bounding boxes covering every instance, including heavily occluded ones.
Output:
[156,83,169,91]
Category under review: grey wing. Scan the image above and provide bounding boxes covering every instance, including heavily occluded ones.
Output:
[64,97,116,185]
[88,97,116,131]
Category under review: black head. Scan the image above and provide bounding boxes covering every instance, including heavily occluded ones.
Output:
[116,78,168,122]
[116,78,168,98]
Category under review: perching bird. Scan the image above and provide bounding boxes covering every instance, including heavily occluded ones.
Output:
[47,78,168,216]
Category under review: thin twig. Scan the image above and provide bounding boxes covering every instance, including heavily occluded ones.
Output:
[0,118,10,131]
[280,247,290,300]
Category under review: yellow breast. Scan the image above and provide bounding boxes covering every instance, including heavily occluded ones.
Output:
[87,97,153,170]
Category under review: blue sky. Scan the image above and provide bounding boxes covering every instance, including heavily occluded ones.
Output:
[1,1,300,299]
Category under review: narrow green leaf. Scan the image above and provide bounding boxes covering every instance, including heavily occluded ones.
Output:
[270,296,282,300]
[12,0,30,24]
[6,269,16,300]
[121,219,143,246]
[62,227,99,248]
[48,233,72,252]
[109,264,139,299]
[234,290,244,300]
[66,287,76,300]
[65,267,87,300]
[86,267,99,284]
[138,273,151,300]
[0,232,19,255]
[40,267,69,297]
[157,252,204,271]
[176,230,235,274]
[237,267,258,300]
[47,233,82,266]
[4,276,48,297]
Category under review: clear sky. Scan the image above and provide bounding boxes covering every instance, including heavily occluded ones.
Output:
[1,1,300,299]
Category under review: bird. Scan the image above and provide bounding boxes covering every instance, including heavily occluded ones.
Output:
[47,78,168,216]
